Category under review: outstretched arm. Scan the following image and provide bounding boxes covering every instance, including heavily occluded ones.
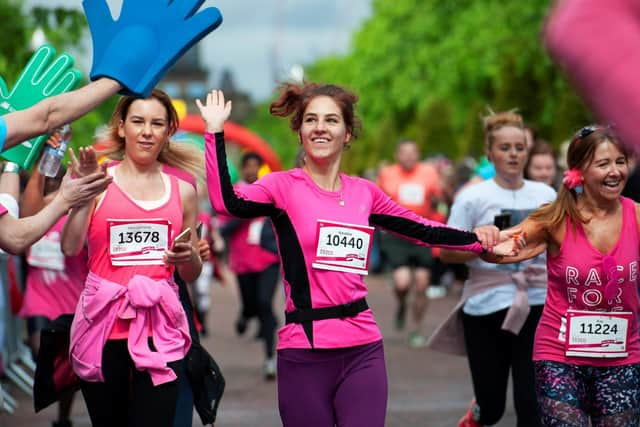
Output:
[1,78,121,152]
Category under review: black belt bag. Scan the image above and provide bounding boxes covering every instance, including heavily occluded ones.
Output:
[285,298,369,324]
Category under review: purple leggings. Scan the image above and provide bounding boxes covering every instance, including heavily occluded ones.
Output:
[277,340,387,427]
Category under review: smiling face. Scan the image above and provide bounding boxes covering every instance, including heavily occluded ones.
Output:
[581,140,628,202]
[299,95,351,165]
[118,98,170,165]
[487,126,528,181]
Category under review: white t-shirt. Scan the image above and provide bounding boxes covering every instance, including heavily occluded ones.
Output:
[448,178,557,315]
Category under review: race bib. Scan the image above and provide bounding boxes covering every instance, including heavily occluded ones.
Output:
[27,232,65,271]
[108,218,171,266]
[565,309,631,358]
[312,219,374,275]
[398,183,425,205]
[247,218,265,245]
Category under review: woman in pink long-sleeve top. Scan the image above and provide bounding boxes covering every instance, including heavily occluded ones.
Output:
[200,85,522,427]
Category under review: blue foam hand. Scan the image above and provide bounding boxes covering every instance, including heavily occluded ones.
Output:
[84,0,223,98]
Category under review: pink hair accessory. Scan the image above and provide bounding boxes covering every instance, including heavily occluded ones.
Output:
[562,169,584,193]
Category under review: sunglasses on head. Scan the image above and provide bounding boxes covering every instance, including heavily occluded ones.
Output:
[574,124,611,141]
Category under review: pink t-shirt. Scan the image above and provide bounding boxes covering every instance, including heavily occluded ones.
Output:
[535,197,640,366]
[19,216,87,320]
[206,132,484,349]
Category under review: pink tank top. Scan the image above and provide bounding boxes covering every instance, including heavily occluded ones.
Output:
[88,172,184,338]
[535,196,640,366]
[19,216,87,320]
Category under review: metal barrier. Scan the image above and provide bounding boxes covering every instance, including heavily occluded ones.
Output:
[0,254,36,414]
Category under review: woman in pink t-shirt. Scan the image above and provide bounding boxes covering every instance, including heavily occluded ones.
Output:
[200,85,521,427]
[488,126,640,426]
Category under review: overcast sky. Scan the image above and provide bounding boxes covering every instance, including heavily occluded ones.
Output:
[24,0,371,101]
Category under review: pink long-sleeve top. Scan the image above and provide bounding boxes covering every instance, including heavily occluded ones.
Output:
[545,0,640,148]
[206,132,485,349]
[70,271,191,385]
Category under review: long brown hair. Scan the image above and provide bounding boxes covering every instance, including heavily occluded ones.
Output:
[270,82,361,141]
[97,89,204,180]
[529,126,629,231]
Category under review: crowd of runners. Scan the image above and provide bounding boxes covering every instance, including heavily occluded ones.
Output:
[2,0,640,426]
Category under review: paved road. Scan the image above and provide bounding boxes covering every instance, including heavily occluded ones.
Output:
[2,274,517,426]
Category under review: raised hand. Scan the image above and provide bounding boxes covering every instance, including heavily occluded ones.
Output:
[195,90,232,133]
[69,146,100,178]
[84,0,223,97]
[0,44,82,169]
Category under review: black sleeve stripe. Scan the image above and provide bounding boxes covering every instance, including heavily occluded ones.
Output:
[369,213,478,246]
[215,133,279,219]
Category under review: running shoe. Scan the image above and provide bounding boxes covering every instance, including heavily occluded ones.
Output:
[408,331,426,348]
[394,302,407,331]
[263,357,276,381]
[458,399,483,427]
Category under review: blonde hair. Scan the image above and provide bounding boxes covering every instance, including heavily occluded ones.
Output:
[97,89,204,181]
[482,109,524,149]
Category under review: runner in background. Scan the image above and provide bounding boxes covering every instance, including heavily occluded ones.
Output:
[377,140,444,347]
[220,152,280,380]
[432,110,556,427]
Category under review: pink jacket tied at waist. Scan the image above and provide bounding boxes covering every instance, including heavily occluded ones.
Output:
[427,264,547,355]
[70,272,191,386]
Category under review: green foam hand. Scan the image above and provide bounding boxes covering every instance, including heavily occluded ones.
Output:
[0,44,82,169]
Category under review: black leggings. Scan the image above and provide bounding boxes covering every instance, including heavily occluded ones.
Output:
[80,339,182,427]
[237,262,280,358]
[462,305,543,427]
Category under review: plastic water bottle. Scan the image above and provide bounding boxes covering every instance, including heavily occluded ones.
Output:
[38,124,71,177]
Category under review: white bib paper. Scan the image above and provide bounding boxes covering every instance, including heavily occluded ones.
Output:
[312,219,374,275]
[108,218,171,266]
[565,309,631,358]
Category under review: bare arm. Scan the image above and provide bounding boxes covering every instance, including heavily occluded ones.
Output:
[167,181,203,283]
[0,191,72,254]
[2,78,121,151]
[61,199,96,256]
[20,169,47,217]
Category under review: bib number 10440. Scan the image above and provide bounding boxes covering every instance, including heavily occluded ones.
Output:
[312,220,374,275]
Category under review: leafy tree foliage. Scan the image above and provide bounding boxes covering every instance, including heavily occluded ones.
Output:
[247,0,591,173]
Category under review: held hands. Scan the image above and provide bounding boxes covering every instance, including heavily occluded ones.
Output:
[473,225,526,257]
[195,90,232,133]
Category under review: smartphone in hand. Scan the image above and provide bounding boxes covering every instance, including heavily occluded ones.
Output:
[173,227,192,248]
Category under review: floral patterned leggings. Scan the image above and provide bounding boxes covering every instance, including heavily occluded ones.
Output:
[534,361,640,427]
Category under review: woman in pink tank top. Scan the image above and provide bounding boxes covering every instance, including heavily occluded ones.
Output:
[486,126,640,426]
[60,89,203,427]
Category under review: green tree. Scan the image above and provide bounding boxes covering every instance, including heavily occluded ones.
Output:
[247,0,592,174]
